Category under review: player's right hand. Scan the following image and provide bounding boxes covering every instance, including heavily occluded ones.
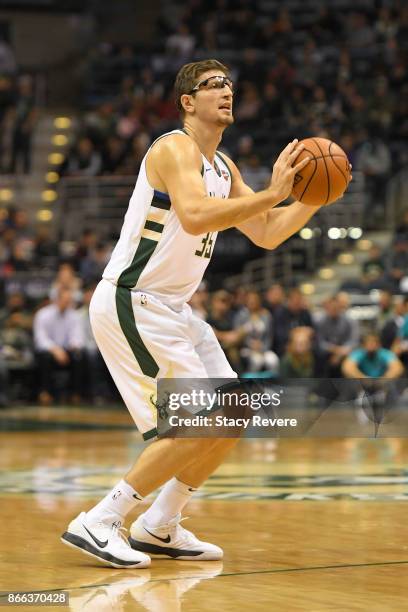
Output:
[268,139,310,202]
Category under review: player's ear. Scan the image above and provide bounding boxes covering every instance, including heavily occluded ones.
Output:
[181,93,195,115]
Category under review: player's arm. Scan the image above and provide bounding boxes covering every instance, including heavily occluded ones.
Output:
[148,135,309,235]
[223,154,323,250]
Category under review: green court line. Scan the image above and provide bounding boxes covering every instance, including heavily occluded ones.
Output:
[2,558,408,600]
[0,418,134,432]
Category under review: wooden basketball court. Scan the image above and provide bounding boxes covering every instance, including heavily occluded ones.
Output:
[1,405,408,610]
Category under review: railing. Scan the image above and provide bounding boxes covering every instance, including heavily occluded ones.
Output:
[226,170,366,290]
[57,176,135,240]
[57,171,367,289]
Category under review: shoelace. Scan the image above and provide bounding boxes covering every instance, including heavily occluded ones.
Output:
[166,516,196,543]
[111,524,131,549]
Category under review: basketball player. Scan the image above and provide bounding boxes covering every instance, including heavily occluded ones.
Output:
[61,59,330,568]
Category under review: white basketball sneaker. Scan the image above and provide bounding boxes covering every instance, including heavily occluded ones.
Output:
[128,513,223,561]
[61,512,151,569]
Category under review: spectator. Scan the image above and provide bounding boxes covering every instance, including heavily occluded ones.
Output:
[166,23,196,60]
[206,290,243,372]
[101,136,127,174]
[239,154,270,191]
[0,37,17,75]
[0,306,33,370]
[280,327,316,378]
[273,288,314,357]
[189,280,209,320]
[79,242,110,285]
[32,225,59,267]
[376,290,394,329]
[395,210,408,242]
[64,137,102,177]
[234,290,279,374]
[50,262,82,303]
[234,82,262,128]
[72,229,98,271]
[380,296,408,349]
[0,353,8,407]
[342,333,403,379]
[362,245,385,283]
[0,291,32,330]
[78,284,111,402]
[33,287,85,405]
[9,76,37,174]
[391,302,408,372]
[0,75,14,171]
[317,295,358,377]
[385,238,408,292]
[356,131,392,224]
[264,283,286,318]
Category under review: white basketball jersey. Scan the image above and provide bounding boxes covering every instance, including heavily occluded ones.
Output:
[103,129,232,309]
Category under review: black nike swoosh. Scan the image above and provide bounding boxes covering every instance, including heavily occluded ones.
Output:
[133,494,142,500]
[144,527,171,544]
[188,487,196,492]
[83,524,109,548]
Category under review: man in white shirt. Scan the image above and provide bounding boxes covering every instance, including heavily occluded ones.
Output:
[33,287,84,404]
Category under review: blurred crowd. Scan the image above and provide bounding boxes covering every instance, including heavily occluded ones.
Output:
[1,1,407,406]
[342,210,408,294]
[0,208,407,406]
[60,0,406,217]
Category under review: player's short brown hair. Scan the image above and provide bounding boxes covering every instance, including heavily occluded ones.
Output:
[174,59,230,114]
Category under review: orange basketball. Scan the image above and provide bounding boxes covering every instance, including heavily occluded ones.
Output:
[291,137,351,206]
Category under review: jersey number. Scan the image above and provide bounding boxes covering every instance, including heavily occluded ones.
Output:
[195,232,215,259]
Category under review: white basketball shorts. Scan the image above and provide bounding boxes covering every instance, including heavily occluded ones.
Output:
[89,279,237,440]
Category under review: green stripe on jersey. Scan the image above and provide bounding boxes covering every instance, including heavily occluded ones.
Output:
[151,195,171,211]
[115,286,159,378]
[144,219,164,233]
[118,237,157,289]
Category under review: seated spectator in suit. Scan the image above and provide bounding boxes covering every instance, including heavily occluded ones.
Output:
[317,295,359,377]
[33,287,84,405]
[342,333,403,379]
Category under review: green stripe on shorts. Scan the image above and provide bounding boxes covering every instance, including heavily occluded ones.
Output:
[142,427,158,441]
[115,286,159,378]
